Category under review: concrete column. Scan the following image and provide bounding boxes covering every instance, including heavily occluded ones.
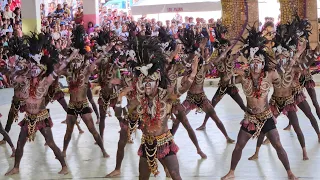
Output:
[305,0,318,49]
[21,0,41,35]
[82,0,99,27]
[221,0,259,50]
[279,0,318,48]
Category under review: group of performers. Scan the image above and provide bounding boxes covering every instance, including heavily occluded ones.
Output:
[0,12,320,180]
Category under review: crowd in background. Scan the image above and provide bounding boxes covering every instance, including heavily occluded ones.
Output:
[0,0,298,89]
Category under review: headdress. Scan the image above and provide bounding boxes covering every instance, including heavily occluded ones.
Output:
[240,25,271,70]
[212,23,230,49]
[158,27,176,58]
[291,12,312,48]
[178,27,203,55]
[273,23,294,57]
[24,32,60,77]
[71,25,87,55]
[127,25,169,89]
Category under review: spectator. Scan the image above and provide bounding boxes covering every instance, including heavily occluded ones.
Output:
[3,4,13,19]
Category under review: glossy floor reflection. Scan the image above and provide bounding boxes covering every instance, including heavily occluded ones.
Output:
[0,87,320,180]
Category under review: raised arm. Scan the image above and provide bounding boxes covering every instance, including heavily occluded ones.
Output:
[176,55,199,96]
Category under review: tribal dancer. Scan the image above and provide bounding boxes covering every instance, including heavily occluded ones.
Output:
[94,30,125,142]
[0,37,29,144]
[221,27,297,180]
[197,23,246,131]
[157,27,207,159]
[128,34,181,179]
[249,22,310,161]
[179,28,234,143]
[283,15,320,131]
[61,25,108,158]
[0,113,15,157]
[5,32,74,176]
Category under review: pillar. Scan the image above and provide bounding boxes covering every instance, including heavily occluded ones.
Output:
[305,0,318,49]
[21,0,41,35]
[83,0,99,27]
[221,0,259,50]
[279,0,318,48]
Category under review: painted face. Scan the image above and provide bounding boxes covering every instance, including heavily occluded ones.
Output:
[250,56,264,73]
[71,58,83,70]
[297,39,306,52]
[31,65,42,77]
[143,77,158,96]
[277,54,288,67]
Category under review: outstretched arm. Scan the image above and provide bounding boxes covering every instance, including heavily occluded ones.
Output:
[176,56,200,96]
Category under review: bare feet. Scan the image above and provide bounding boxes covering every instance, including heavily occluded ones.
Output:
[105,169,121,178]
[303,149,309,160]
[197,150,207,159]
[283,124,291,130]
[5,168,19,176]
[221,170,235,180]
[0,140,6,145]
[196,125,206,131]
[287,171,299,180]
[248,153,258,160]
[79,129,84,134]
[227,137,235,144]
[263,138,270,145]
[58,166,69,175]
[61,120,66,124]
[103,152,110,158]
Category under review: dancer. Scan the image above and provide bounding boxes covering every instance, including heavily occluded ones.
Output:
[158,27,207,158]
[131,35,181,180]
[46,78,84,133]
[197,24,246,130]
[61,25,108,158]
[5,32,73,176]
[94,30,124,141]
[284,15,320,130]
[221,26,297,180]
[179,28,234,143]
[249,22,310,161]
[0,37,29,144]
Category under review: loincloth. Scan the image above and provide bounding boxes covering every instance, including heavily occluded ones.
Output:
[98,91,118,111]
[292,86,306,105]
[269,95,297,116]
[67,100,92,116]
[183,92,208,109]
[19,109,53,141]
[47,84,65,103]
[217,83,239,96]
[121,112,141,142]
[10,96,26,122]
[241,109,275,138]
[299,74,315,89]
[138,131,179,176]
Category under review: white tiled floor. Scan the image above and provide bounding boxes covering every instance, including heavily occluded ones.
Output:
[1,87,320,180]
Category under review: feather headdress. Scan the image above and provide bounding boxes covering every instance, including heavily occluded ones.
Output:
[7,36,30,61]
[240,25,272,70]
[178,28,203,55]
[71,25,86,55]
[158,27,176,57]
[213,23,230,49]
[291,12,312,49]
[127,25,169,89]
